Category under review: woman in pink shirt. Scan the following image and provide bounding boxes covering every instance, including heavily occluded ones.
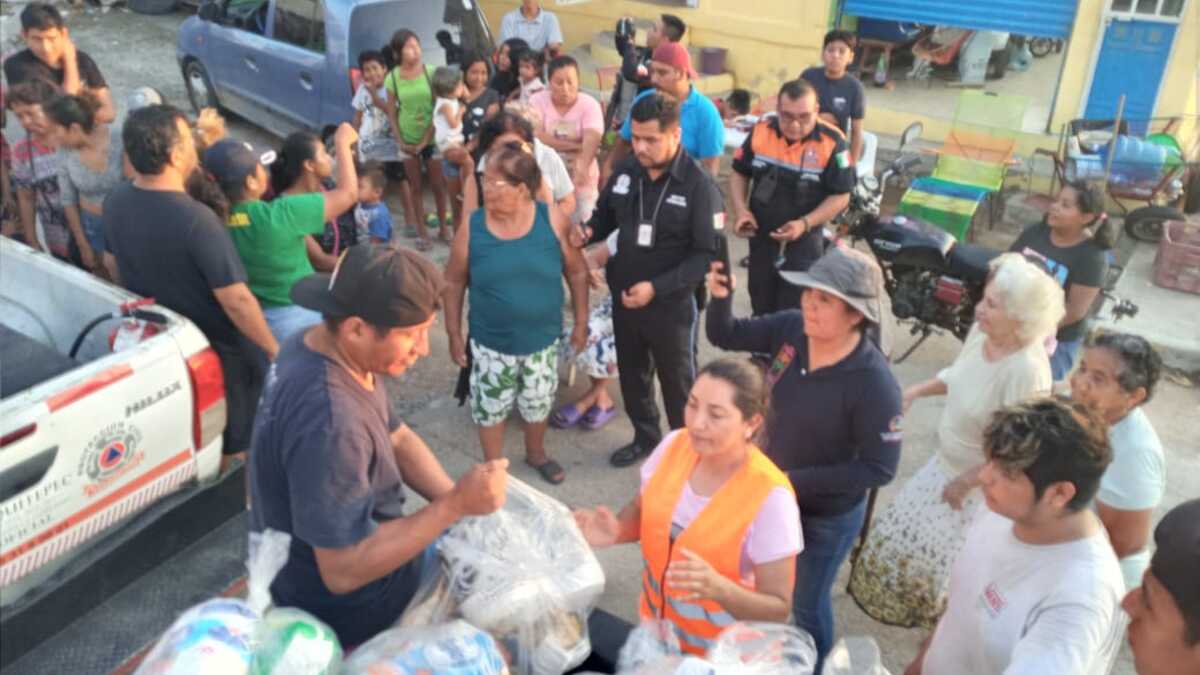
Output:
[529,55,603,224]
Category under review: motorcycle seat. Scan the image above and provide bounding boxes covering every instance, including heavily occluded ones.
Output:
[948,243,1001,284]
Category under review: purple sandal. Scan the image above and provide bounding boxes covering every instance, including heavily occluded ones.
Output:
[581,405,618,430]
[549,404,585,429]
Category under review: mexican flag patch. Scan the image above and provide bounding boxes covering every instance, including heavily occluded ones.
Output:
[835,150,851,169]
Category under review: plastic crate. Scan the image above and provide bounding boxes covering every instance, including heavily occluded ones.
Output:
[1153,221,1200,295]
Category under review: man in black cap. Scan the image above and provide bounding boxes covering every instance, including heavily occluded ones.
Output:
[1123,498,1200,675]
[248,243,509,647]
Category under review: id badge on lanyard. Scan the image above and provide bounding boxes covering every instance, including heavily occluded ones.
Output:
[637,176,671,249]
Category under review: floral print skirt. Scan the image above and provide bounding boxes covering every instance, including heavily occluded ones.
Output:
[559,294,617,380]
[847,455,984,628]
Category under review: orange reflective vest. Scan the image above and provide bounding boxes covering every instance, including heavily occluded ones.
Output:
[638,431,795,655]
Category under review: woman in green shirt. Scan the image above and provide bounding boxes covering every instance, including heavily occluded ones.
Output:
[202,123,359,343]
[386,29,449,251]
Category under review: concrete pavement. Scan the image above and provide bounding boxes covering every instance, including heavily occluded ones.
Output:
[7,7,1197,674]
[1095,234,1200,374]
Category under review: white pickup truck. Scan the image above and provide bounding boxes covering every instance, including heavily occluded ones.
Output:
[0,237,226,609]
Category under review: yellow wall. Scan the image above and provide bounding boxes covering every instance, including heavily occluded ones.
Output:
[478,0,830,97]
[484,1,1199,154]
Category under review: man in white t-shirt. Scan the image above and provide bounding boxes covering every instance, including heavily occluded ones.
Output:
[1122,498,1200,675]
[908,397,1125,675]
[1070,332,1166,591]
[498,0,563,57]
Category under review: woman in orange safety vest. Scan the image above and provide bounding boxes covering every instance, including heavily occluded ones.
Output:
[573,358,803,655]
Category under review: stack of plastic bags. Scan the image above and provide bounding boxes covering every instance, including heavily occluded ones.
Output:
[593,620,818,675]
[348,478,605,675]
[134,529,341,675]
[343,620,509,674]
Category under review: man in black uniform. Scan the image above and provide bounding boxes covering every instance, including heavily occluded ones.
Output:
[730,79,855,316]
[577,93,719,467]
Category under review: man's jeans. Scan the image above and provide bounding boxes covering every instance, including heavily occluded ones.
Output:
[793,498,868,674]
[264,304,322,343]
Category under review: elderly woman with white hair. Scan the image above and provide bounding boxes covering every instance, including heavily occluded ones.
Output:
[848,252,1064,629]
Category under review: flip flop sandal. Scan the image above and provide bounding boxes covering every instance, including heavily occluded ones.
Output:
[580,405,618,430]
[415,237,434,252]
[526,458,565,485]
[549,404,584,429]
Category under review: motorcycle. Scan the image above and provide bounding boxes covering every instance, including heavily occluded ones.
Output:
[839,123,1138,363]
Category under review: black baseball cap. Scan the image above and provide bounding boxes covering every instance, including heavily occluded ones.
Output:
[202,138,276,184]
[291,243,444,328]
[1150,498,1200,622]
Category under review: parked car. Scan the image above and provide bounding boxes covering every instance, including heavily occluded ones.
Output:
[0,238,225,608]
[177,0,494,137]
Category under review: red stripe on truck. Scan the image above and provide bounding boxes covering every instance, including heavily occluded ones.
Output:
[0,448,191,567]
[46,364,134,412]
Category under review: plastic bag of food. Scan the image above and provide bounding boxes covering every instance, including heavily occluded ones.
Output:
[250,607,342,674]
[706,622,817,675]
[136,530,340,675]
[822,636,893,675]
[343,619,509,674]
[397,478,605,674]
[615,620,682,674]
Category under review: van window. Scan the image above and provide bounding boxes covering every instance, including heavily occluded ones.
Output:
[272,0,326,52]
[349,0,491,69]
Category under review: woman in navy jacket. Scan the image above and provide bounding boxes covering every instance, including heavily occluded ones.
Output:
[705,244,902,673]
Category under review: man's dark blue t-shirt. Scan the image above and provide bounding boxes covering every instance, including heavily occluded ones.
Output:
[248,332,424,646]
[800,67,866,138]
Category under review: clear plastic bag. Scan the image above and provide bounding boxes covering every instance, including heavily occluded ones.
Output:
[397,478,605,675]
[250,607,342,674]
[343,619,509,674]
[135,530,340,675]
[706,622,817,674]
[616,620,682,674]
[613,620,816,675]
[822,637,893,675]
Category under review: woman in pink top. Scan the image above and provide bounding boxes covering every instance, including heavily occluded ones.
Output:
[529,55,603,224]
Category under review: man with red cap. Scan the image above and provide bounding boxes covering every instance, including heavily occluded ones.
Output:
[604,41,724,179]
[1122,498,1200,675]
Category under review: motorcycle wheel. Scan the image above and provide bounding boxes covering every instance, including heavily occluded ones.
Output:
[1124,205,1185,244]
[1029,38,1053,58]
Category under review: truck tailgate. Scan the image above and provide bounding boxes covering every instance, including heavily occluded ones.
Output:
[1,331,207,606]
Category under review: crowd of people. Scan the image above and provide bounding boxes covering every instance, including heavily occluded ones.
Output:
[1,3,1194,675]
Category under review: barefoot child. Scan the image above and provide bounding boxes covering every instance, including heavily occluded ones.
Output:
[432,66,474,237]
[352,50,414,232]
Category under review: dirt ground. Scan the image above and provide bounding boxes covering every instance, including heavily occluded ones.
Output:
[4,6,1197,673]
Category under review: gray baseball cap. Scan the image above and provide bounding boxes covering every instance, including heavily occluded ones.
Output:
[779,245,884,324]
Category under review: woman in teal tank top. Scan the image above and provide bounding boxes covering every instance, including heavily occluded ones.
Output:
[444,143,590,484]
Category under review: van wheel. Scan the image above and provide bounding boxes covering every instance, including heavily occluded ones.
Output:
[1124,206,1184,244]
[184,60,220,114]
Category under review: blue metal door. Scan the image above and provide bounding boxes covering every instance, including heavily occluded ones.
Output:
[1084,19,1176,123]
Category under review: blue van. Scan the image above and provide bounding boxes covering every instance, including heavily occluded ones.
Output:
[177,0,493,136]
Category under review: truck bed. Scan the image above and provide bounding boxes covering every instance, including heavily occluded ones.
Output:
[0,325,79,400]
